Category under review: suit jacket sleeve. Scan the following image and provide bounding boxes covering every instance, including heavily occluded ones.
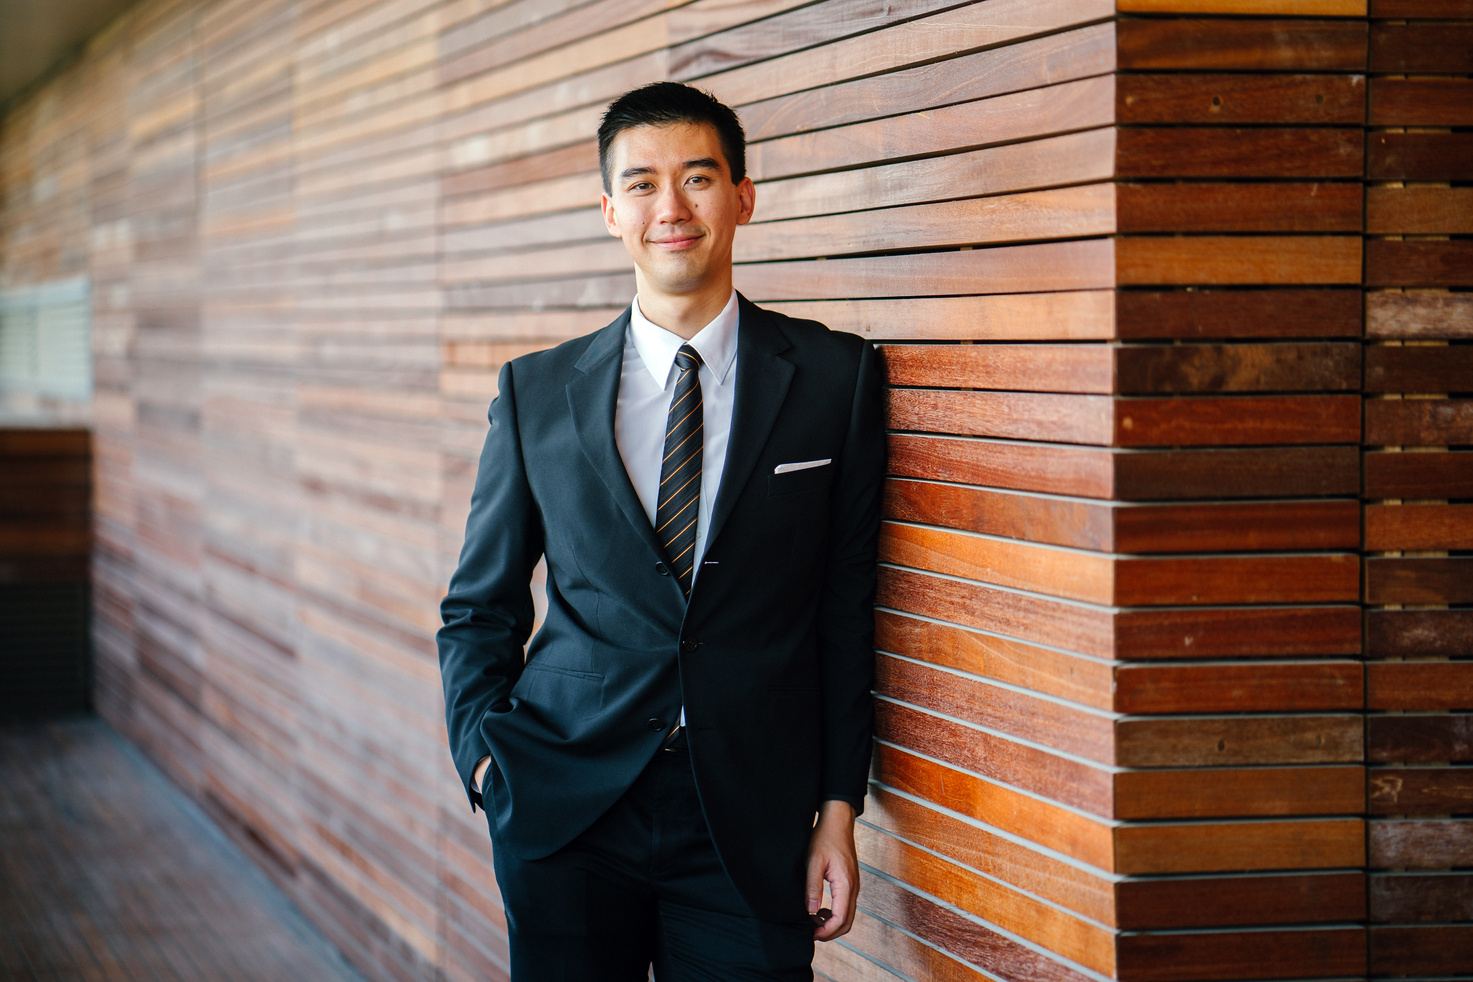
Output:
[438,359,545,810]
[817,337,885,811]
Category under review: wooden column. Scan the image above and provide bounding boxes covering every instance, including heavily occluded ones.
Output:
[1363,1,1473,976]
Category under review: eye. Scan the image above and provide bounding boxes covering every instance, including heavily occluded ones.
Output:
[687,174,710,186]
[629,181,654,192]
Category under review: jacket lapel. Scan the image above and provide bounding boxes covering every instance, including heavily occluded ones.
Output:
[567,310,666,561]
[705,296,795,554]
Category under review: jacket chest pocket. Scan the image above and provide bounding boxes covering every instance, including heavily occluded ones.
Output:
[767,463,831,497]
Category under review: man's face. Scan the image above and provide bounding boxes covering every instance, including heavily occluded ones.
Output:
[600,122,756,301]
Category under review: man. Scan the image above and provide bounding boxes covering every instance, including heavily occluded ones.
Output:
[438,81,883,981]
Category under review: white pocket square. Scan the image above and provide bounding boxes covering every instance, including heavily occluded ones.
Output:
[773,458,831,475]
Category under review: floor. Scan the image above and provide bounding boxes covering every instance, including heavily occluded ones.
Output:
[0,715,365,982]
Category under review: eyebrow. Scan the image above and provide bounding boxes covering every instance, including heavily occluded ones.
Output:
[618,158,723,182]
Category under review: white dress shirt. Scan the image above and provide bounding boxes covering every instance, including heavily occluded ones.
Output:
[616,292,739,730]
[615,291,740,582]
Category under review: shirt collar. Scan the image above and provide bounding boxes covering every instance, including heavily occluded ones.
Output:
[628,291,739,390]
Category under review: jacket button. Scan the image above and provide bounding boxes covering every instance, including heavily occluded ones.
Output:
[647,718,665,731]
[655,562,669,575]
[681,638,699,653]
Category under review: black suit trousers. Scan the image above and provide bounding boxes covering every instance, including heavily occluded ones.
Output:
[490,733,815,982]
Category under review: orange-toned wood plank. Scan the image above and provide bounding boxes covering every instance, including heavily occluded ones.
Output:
[887,434,1116,499]
[881,344,1113,394]
[1114,395,1362,447]
[1114,818,1365,875]
[1114,661,1365,714]
[874,610,1115,711]
[763,292,1116,343]
[1367,661,1473,711]
[881,522,1113,605]
[1116,554,1359,606]
[1365,504,1473,551]
[1366,186,1473,236]
[1116,236,1363,286]
[885,390,1114,444]
[1117,183,1362,233]
[1115,766,1364,820]
[873,742,1116,870]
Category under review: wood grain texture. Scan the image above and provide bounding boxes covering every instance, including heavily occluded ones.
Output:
[1117,871,1366,930]
[1116,927,1365,982]
[1365,241,1473,289]
[1364,345,1473,393]
[1364,399,1473,445]
[1366,660,1473,710]
[1116,716,1364,767]
[1117,183,1363,234]
[764,292,1117,342]
[1117,289,1362,340]
[1115,765,1365,820]
[1370,871,1473,922]
[1118,73,1365,125]
[1364,450,1473,498]
[1368,767,1473,816]
[1114,818,1365,875]
[887,433,1116,498]
[1365,186,1473,236]
[1366,132,1473,181]
[1114,661,1365,714]
[1367,713,1473,763]
[1365,504,1473,551]
[1369,77,1473,127]
[1369,818,1473,869]
[1116,236,1363,286]
[1116,17,1367,71]
[1114,446,1362,500]
[1365,292,1473,340]
[1116,127,1363,179]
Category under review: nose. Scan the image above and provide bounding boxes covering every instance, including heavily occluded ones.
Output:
[654,183,692,223]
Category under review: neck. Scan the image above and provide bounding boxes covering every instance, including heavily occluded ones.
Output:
[634,275,733,340]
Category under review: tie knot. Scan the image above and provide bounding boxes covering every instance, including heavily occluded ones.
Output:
[675,345,702,373]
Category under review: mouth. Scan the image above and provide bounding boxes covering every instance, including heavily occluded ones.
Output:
[649,232,703,250]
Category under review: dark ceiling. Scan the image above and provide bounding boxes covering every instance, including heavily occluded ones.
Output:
[1,0,141,112]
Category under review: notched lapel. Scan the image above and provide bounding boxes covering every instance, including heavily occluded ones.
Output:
[705,298,795,553]
[567,314,666,561]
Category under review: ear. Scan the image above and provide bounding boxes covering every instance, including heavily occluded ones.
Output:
[601,191,623,238]
[735,176,756,227]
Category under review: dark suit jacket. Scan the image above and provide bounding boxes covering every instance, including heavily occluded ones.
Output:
[437,295,883,922]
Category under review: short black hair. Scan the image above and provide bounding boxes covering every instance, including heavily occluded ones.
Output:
[598,81,746,194]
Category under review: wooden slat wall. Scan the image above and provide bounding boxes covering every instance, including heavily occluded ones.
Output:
[1363,1,1473,978]
[5,0,1473,980]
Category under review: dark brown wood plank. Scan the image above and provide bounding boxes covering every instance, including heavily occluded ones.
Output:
[1115,499,1361,552]
[1369,767,1473,816]
[1367,132,1473,181]
[1364,398,1473,445]
[1117,872,1366,931]
[1116,927,1365,982]
[1116,716,1364,767]
[1114,662,1364,714]
[1365,241,1473,289]
[1366,606,1473,659]
[1116,289,1362,340]
[1118,74,1365,125]
[1366,557,1473,605]
[1116,765,1364,820]
[1114,446,1362,500]
[1370,22,1473,72]
[1364,450,1473,498]
[1117,182,1362,234]
[1371,0,1473,15]
[1370,872,1473,922]
[1117,127,1364,179]
[1369,78,1473,127]
[1365,345,1473,393]
[1115,605,1361,660]
[1369,924,1473,976]
[1116,18,1367,71]
[1365,504,1473,551]
[1115,342,1361,393]
[1368,713,1473,763]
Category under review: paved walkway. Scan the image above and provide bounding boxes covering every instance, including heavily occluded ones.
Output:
[0,715,365,982]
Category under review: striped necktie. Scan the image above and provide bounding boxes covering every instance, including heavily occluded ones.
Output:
[656,344,703,597]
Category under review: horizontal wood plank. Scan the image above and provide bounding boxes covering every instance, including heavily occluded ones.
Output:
[1364,345,1473,393]
[1369,818,1473,869]
[1118,73,1365,125]
[1116,236,1363,286]
[1365,186,1473,236]
[1116,927,1365,982]
[1370,871,1473,922]
[1116,17,1367,71]
[1364,398,1473,445]
[1117,289,1362,340]
[764,292,1116,342]
[1366,660,1473,710]
[1364,450,1473,498]
[1117,871,1365,930]
[1366,132,1473,181]
[1365,504,1473,551]
[1114,661,1365,714]
[1117,182,1362,234]
[1117,127,1363,179]
[1116,715,1364,767]
[1114,818,1365,875]
[1367,713,1473,763]
[1365,240,1473,289]
[1368,766,1473,816]
[1115,765,1365,820]
[1368,77,1473,127]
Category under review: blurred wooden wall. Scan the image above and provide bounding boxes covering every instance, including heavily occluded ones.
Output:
[2,1,1471,980]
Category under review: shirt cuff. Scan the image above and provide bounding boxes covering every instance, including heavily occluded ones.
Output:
[823,793,865,818]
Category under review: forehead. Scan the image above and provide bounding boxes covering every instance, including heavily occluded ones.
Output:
[609,121,729,174]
